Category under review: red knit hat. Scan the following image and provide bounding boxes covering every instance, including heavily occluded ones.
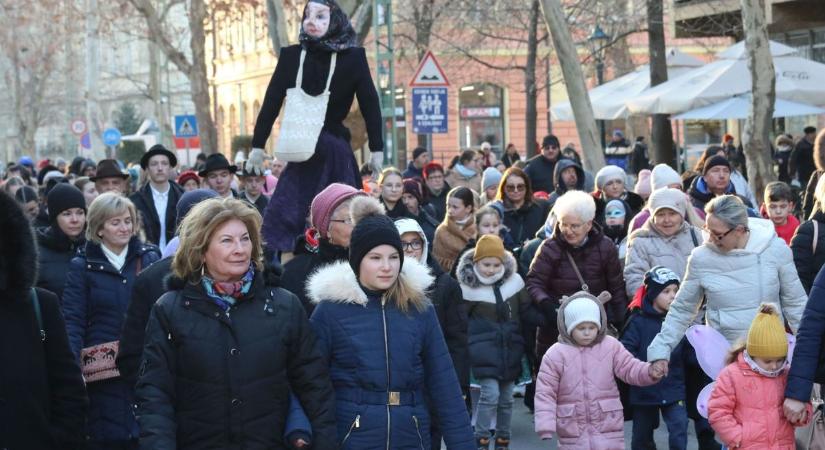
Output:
[177,170,200,187]
[310,183,366,239]
[423,162,444,180]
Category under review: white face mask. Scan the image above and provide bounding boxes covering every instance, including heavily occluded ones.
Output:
[303,3,331,38]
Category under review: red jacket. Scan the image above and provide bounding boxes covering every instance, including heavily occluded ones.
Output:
[759,204,800,245]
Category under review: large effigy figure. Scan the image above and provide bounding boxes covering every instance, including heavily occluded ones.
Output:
[253,0,384,255]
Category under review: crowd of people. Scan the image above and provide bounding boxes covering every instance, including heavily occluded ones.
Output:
[4,123,825,450]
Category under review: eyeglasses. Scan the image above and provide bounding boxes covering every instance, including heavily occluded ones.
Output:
[400,240,424,251]
[703,225,735,241]
[558,221,586,232]
[329,217,353,225]
[505,184,526,193]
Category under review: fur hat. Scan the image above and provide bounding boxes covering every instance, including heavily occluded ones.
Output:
[473,234,505,263]
[650,164,682,191]
[746,303,788,359]
[348,196,403,277]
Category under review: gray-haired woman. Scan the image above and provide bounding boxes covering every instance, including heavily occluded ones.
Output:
[647,195,807,371]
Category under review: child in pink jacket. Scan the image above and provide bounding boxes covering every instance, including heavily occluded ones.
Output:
[534,291,662,449]
[708,303,811,450]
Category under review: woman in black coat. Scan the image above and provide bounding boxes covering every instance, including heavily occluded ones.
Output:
[136,198,337,449]
[36,183,87,301]
[792,175,825,293]
[497,167,549,247]
[255,0,383,256]
[0,191,88,450]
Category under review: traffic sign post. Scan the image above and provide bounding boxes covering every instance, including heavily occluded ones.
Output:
[70,119,87,136]
[174,115,199,167]
[102,128,122,158]
[412,87,448,134]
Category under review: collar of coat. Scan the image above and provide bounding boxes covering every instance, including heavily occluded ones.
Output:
[306,258,434,307]
[456,248,524,303]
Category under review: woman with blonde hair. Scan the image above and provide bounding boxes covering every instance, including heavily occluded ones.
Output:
[135,197,337,448]
[307,195,474,449]
[62,192,160,450]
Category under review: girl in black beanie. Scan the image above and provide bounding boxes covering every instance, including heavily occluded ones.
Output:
[35,183,87,301]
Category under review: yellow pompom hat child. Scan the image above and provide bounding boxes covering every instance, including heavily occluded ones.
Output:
[746,303,788,359]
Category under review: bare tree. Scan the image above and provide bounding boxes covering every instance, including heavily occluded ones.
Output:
[740,0,775,200]
[647,0,674,167]
[540,0,604,170]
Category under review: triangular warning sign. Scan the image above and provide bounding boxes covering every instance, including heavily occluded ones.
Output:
[178,119,193,135]
[410,51,450,87]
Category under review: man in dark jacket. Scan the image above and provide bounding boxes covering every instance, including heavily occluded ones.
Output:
[130,145,184,248]
[688,155,757,214]
[792,126,817,187]
[0,191,88,450]
[403,147,430,179]
[423,162,450,222]
[524,134,561,194]
[546,157,586,209]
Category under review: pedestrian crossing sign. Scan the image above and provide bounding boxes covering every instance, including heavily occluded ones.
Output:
[174,115,199,137]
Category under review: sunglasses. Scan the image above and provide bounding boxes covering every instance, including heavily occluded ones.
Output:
[505,184,526,193]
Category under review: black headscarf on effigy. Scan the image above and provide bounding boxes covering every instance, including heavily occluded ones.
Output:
[299,0,358,53]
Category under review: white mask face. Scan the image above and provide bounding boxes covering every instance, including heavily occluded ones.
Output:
[303,3,331,38]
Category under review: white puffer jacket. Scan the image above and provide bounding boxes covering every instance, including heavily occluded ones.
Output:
[624,221,702,296]
[648,218,807,361]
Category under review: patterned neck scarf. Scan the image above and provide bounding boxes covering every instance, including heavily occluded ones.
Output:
[201,263,256,312]
[743,350,787,378]
[299,0,357,53]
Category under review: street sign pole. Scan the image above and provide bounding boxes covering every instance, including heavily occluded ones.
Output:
[373,0,399,168]
[185,137,191,167]
[410,52,450,160]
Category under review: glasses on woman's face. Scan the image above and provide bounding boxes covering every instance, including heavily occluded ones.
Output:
[703,224,735,241]
[559,221,585,232]
[329,217,353,226]
[505,183,526,193]
[400,240,423,251]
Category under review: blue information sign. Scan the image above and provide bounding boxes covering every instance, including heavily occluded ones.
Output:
[102,128,122,146]
[412,87,448,134]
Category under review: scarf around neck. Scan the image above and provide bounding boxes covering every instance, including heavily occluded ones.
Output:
[454,163,476,179]
[201,263,256,312]
[299,0,357,53]
[743,350,787,378]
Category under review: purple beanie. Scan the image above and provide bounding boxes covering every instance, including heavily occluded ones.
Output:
[311,183,365,239]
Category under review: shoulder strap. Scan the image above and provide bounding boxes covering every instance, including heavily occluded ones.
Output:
[30,288,45,342]
[813,220,819,255]
[690,227,699,247]
[324,52,337,91]
[564,251,589,292]
[295,49,307,88]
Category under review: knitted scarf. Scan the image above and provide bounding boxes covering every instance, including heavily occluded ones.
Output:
[201,263,255,312]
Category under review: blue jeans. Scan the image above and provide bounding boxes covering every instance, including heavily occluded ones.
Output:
[631,402,688,450]
[474,378,514,440]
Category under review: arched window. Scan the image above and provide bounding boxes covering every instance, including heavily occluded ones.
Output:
[229,104,238,139]
[217,106,226,151]
[458,83,505,155]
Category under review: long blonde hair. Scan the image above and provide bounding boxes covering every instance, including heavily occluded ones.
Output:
[383,268,428,313]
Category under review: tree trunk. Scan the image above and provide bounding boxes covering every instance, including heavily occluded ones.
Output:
[539,0,604,171]
[524,0,539,159]
[647,0,675,167]
[740,0,776,202]
[265,0,289,55]
[187,0,217,155]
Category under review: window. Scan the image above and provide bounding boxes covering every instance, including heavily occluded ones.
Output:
[459,83,505,155]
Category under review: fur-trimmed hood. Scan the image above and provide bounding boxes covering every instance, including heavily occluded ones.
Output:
[455,247,524,303]
[0,191,38,299]
[307,258,434,307]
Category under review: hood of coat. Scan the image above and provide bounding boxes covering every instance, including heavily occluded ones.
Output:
[556,290,610,346]
[307,258,434,307]
[552,158,585,194]
[455,248,524,303]
[0,192,38,299]
[705,217,776,256]
[395,217,428,264]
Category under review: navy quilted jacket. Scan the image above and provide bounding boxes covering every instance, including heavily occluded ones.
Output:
[62,237,160,441]
[307,260,474,450]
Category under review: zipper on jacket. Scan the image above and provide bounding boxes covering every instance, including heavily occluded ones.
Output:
[338,414,360,449]
[381,298,391,450]
[413,415,425,450]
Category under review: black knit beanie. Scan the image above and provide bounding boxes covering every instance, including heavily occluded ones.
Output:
[47,183,86,223]
[703,154,731,175]
[348,197,404,278]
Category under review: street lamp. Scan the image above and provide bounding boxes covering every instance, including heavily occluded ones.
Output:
[588,24,610,150]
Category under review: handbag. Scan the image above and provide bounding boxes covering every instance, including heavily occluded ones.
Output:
[81,341,121,383]
[275,49,337,162]
[797,384,825,450]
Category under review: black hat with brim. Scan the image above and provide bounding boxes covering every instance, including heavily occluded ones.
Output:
[140,144,178,169]
[90,159,129,181]
[198,153,237,177]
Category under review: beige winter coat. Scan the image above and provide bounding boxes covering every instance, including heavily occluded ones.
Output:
[647,218,808,361]
[623,221,702,296]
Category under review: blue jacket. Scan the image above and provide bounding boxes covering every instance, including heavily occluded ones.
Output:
[62,237,160,441]
[787,267,825,401]
[307,259,474,450]
[620,294,693,406]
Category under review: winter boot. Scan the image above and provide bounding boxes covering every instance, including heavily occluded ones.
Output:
[475,437,490,450]
[494,437,510,450]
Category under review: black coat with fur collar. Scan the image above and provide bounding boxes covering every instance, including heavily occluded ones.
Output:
[0,192,88,449]
[136,269,337,449]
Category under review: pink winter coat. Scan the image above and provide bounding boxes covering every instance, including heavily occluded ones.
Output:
[534,292,657,449]
[708,353,810,450]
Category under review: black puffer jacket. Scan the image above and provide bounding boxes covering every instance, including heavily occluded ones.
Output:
[0,192,88,450]
[427,256,470,391]
[281,238,349,316]
[136,270,337,449]
[791,210,825,293]
[36,226,84,301]
[503,200,550,247]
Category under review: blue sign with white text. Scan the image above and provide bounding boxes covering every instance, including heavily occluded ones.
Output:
[412,87,448,134]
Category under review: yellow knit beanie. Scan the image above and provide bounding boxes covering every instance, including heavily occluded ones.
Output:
[474,234,505,263]
[746,303,788,359]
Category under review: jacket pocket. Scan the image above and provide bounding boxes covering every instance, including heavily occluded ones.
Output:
[594,398,624,433]
[555,403,580,438]
[412,416,425,450]
[338,414,360,449]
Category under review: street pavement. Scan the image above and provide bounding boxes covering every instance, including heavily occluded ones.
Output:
[451,398,702,449]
